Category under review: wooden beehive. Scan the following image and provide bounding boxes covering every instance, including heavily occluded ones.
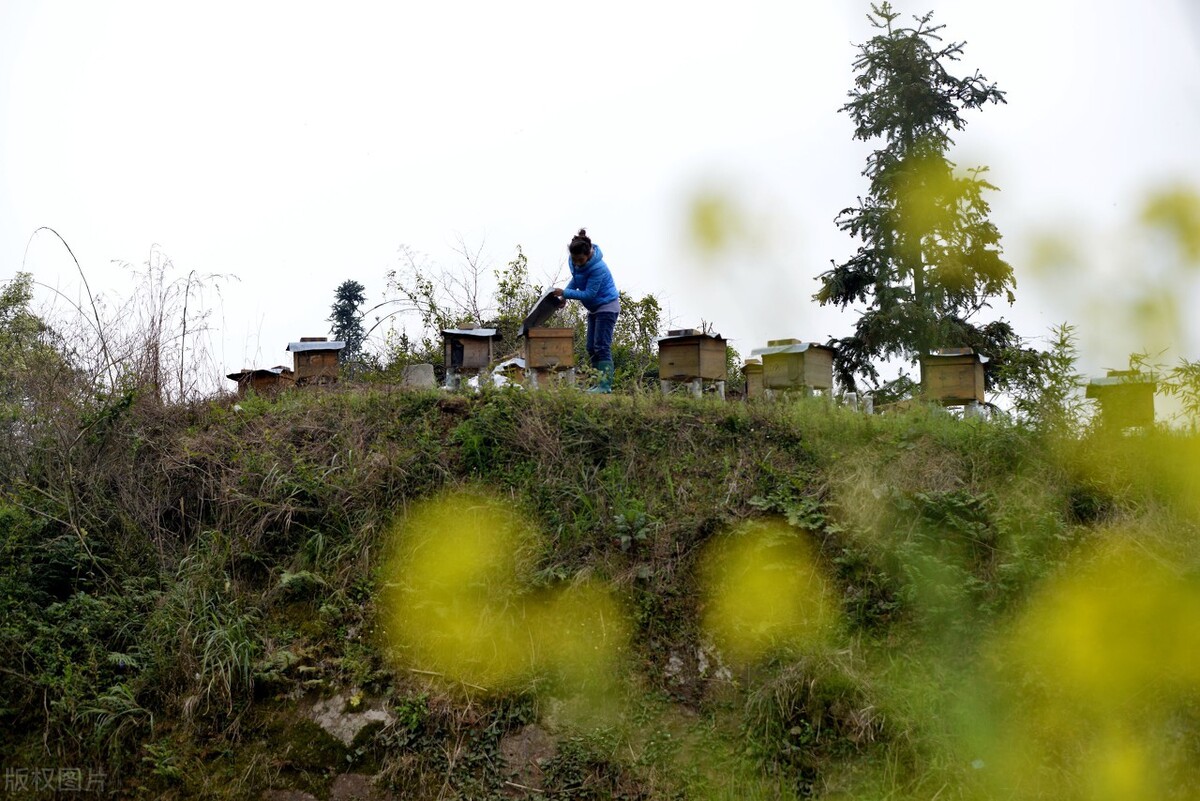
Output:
[658,330,727,381]
[287,337,346,386]
[1085,370,1156,428]
[442,327,500,371]
[226,366,294,397]
[753,340,834,391]
[743,358,764,399]
[522,328,576,369]
[920,348,986,405]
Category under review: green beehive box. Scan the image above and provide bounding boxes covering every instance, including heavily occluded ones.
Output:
[1085,370,1157,428]
[752,340,834,391]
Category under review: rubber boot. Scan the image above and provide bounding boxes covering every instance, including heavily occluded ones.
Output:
[588,360,614,394]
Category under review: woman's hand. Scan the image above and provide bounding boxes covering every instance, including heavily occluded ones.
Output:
[552,287,566,306]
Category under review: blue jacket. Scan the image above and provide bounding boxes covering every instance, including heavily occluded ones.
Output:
[562,244,619,312]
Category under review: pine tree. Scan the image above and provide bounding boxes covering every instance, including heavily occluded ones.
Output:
[816,2,1017,391]
[328,280,367,367]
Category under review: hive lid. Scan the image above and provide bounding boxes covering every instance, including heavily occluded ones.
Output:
[495,357,526,371]
[921,347,990,364]
[657,329,722,343]
[287,340,347,352]
[226,365,294,381]
[519,289,563,337]
[751,341,828,356]
[1086,370,1160,390]
[441,327,500,338]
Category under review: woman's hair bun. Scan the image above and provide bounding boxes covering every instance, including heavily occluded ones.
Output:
[568,228,593,256]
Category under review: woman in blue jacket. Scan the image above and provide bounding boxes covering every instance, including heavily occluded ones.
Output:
[553,229,620,393]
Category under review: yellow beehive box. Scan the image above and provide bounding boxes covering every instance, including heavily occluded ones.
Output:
[658,330,727,381]
[226,366,294,396]
[920,348,986,405]
[752,340,834,391]
[523,328,576,369]
[287,337,346,386]
[743,358,764,399]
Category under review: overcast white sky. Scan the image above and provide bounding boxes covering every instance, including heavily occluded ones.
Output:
[4,0,1200,389]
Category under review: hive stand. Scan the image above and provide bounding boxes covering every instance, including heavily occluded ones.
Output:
[658,329,727,399]
[527,367,577,389]
[839,391,874,414]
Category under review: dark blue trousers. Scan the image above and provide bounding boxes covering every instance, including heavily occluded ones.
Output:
[586,312,618,367]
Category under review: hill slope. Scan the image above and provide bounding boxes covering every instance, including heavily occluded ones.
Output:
[2,388,1198,799]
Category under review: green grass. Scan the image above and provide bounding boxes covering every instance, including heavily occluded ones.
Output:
[2,386,1196,798]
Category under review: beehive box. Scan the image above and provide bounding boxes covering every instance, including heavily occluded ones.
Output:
[752,340,834,391]
[496,362,528,388]
[920,348,986,405]
[523,328,576,369]
[1085,371,1156,428]
[442,328,499,371]
[743,358,764,399]
[287,338,346,386]
[658,330,727,381]
[226,366,294,397]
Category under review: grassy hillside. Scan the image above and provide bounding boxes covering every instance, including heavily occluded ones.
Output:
[2,387,1198,799]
